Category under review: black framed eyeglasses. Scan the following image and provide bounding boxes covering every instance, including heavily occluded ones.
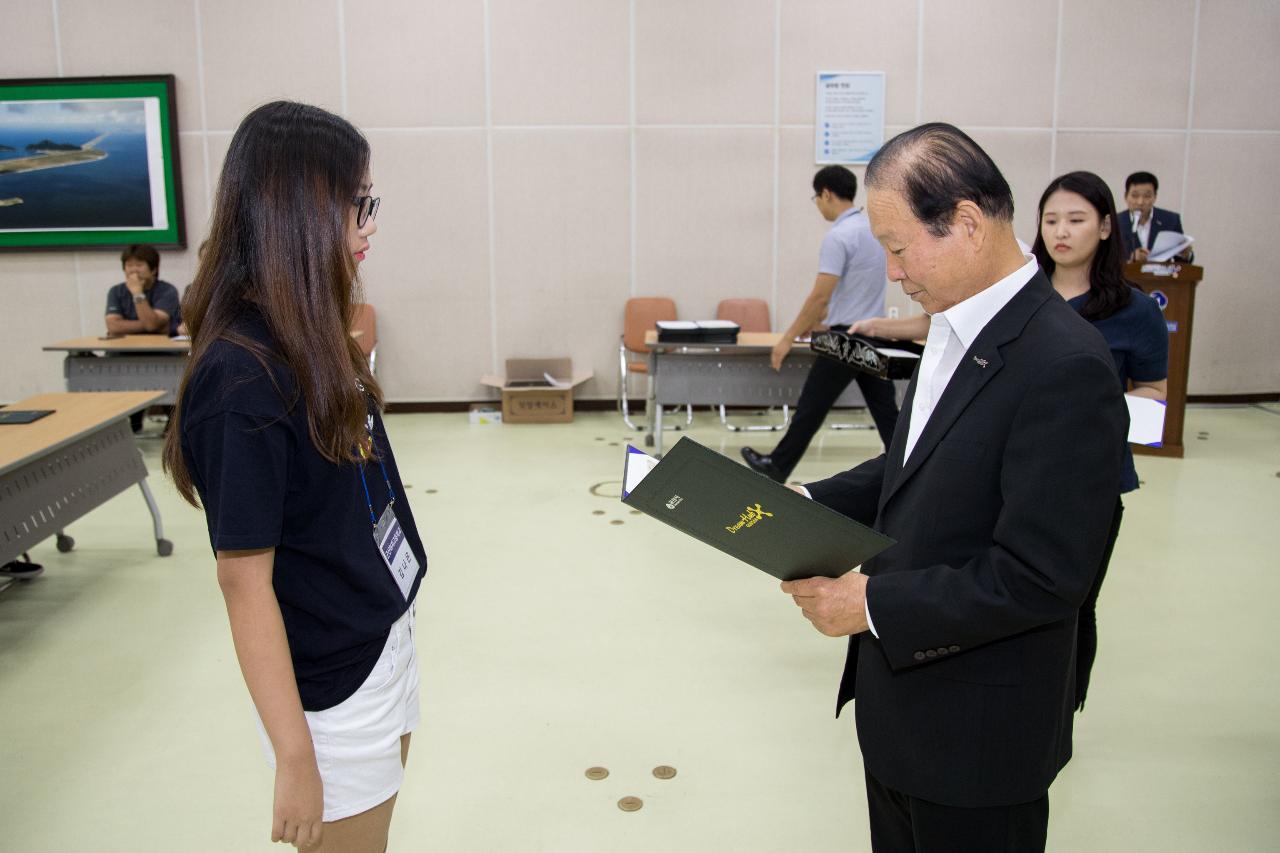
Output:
[353,195,381,228]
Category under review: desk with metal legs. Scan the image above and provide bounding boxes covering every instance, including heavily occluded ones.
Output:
[43,335,190,405]
[0,392,173,591]
[643,331,905,455]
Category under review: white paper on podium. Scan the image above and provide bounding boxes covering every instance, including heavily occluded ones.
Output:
[1125,394,1166,446]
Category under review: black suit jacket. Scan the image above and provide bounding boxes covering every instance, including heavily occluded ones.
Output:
[1118,206,1184,257]
[807,270,1127,808]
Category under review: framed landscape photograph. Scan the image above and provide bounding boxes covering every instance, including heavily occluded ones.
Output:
[0,74,185,251]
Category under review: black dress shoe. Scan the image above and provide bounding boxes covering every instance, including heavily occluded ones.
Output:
[740,447,785,483]
[0,553,44,580]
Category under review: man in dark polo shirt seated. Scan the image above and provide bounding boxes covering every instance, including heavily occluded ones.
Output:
[105,244,182,337]
[104,244,182,431]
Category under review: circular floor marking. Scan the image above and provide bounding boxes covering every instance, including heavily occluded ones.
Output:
[589,481,623,499]
[617,796,643,812]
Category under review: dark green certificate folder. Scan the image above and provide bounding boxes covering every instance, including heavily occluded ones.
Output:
[621,437,895,582]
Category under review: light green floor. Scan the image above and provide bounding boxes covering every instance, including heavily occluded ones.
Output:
[1,405,1277,851]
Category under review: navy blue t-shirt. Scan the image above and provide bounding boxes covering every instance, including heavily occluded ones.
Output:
[105,279,183,336]
[180,310,427,711]
[1069,286,1169,493]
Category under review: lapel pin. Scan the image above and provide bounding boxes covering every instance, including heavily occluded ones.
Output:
[973,356,988,368]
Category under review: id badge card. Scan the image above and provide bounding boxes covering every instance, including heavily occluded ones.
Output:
[373,503,419,600]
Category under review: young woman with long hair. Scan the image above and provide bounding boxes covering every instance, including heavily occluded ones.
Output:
[164,101,425,851]
[1031,170,1168,708]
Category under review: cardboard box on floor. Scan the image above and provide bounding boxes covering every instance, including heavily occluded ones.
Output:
[480,358,593,424]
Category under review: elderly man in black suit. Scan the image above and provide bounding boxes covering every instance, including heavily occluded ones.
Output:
[781,123,1128,853]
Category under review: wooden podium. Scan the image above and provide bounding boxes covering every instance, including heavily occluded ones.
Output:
[1124,261,1203,458]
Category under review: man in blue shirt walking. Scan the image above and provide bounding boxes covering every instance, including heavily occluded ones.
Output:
[742,166,899,482]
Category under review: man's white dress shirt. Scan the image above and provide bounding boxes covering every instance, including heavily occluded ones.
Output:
[866,254,1040,635]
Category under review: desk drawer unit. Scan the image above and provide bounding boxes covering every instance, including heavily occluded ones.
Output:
[652,350,902,408]
[0,420,147,565]
[64,355,186,404]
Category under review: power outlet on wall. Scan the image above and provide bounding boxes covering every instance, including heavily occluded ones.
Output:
[888,306,899,318]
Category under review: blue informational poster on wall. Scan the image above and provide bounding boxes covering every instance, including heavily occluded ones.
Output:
[815,71,886,165]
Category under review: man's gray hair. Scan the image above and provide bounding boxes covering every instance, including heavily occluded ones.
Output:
[865,123,1015,238]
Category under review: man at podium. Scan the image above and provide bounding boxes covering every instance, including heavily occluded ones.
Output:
[1117,171,1194,263]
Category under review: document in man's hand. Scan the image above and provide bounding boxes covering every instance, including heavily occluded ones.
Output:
[621,438,895,582]
[1146,230,1194,262]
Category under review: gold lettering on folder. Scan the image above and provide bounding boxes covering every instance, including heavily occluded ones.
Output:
[725,503,774,534]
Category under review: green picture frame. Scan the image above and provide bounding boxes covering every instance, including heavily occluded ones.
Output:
[0,74,185,251]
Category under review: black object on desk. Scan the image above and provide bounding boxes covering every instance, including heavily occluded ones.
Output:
[622,437,894,582]
[809,330,923,380]
[656,320,740,344]
[0,410,55,425]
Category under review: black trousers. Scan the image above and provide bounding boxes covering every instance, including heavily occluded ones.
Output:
[865,769,1049,853]
[1075,495,1125,710]
[770,342,899,478]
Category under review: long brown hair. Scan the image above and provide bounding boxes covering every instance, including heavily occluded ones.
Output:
[164,101,383,507]
[1031,170,1133,321]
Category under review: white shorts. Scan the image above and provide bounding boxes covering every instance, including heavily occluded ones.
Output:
[256,606,420,822]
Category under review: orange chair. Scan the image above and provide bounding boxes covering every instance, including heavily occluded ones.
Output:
[618,297,691,431]
[715,298,771,333]
[351,303,378,374]
[713,298,791,433]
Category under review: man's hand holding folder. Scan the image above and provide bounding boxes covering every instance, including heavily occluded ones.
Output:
[781,573,870,637]
[780,483,872,637]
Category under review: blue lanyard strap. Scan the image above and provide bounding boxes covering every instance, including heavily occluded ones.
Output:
[357,435,396,527]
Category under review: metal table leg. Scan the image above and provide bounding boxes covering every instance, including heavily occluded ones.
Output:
[138,479,174,556]
[645,350,658,448]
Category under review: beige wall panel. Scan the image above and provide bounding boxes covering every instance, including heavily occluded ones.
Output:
[1054,131,1188,214]
[199,0,342,131]
[175,133,210,259]
[1182,133,1280,394]
[1,5,58,78]
[359,131,492,401]
[0,256,80,402]
[776,128,857,330]
[965,128,1054,244]
[1057,0,1194,130]
[58,0,204,134]
[1193,0,1280,130]
[779,0,918,126]
[490,0,629,126]
[2,0,1276,401]
[921,0,1057,128]
[635,0,774,125]
[203,132,232,199]
[635,128,774,321]
[491,129,630,399]
[345,0,485,128]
